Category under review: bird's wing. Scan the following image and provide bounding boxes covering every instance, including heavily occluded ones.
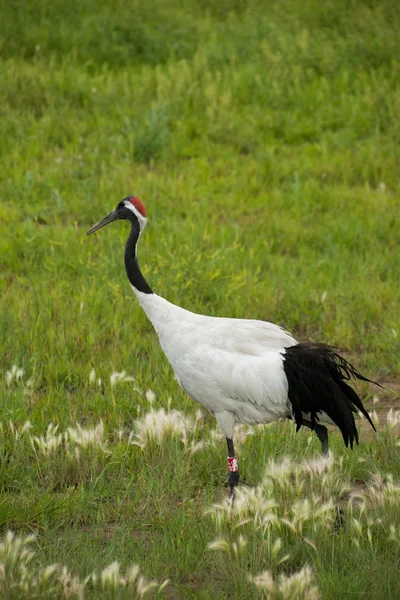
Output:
[168,328,291,414]
[209,349,289,408]
[202,317,297,353]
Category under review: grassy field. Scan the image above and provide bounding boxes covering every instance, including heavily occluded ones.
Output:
[1,0,400,597]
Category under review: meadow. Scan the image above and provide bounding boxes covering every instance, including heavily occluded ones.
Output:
[0,0,400,597]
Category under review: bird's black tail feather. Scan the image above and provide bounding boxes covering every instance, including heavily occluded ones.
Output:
[282,343,377,449]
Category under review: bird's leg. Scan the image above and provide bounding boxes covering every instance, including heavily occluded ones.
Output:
[226,438,240,500]
[301,419,344,529]
[302,419,329,457]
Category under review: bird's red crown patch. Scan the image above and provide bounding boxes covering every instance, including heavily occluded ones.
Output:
[129,196,147,217]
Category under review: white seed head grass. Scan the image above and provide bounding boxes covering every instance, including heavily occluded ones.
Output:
[32,424,63,456]
[386,408,400,430]
[388,523,400,545]
[132,408,194,449]
[0,531,168,598]
[208,535,247,557]
[368,410,380,428]
[206,454,350,541]
[31,422,109,457]
[250,566,319,600]
[5,365,25,386]
[145,389,156,404]
[110,370,136,387]
[205,486,279,528]
[2,420,33,441]
[67,421,108,450]
[89,368,96,384]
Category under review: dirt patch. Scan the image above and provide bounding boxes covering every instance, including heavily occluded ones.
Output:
[359,378,400,437]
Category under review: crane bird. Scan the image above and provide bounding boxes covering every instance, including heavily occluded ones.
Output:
[87,196,377,498]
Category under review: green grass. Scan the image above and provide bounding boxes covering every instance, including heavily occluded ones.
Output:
[0,0,400,597]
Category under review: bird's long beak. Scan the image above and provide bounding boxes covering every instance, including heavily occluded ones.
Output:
[86,209,120,235]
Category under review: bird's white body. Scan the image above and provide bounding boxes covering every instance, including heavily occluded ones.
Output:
[134,289,300,438]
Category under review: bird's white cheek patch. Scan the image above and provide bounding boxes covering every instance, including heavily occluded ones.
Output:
[227,457,239,472]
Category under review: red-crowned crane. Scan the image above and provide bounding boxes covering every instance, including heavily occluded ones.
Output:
[87,196,376,498]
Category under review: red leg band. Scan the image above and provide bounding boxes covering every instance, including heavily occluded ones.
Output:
[227,456,239,472]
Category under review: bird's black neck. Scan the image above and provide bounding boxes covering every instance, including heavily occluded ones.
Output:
[124,222,153,295]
